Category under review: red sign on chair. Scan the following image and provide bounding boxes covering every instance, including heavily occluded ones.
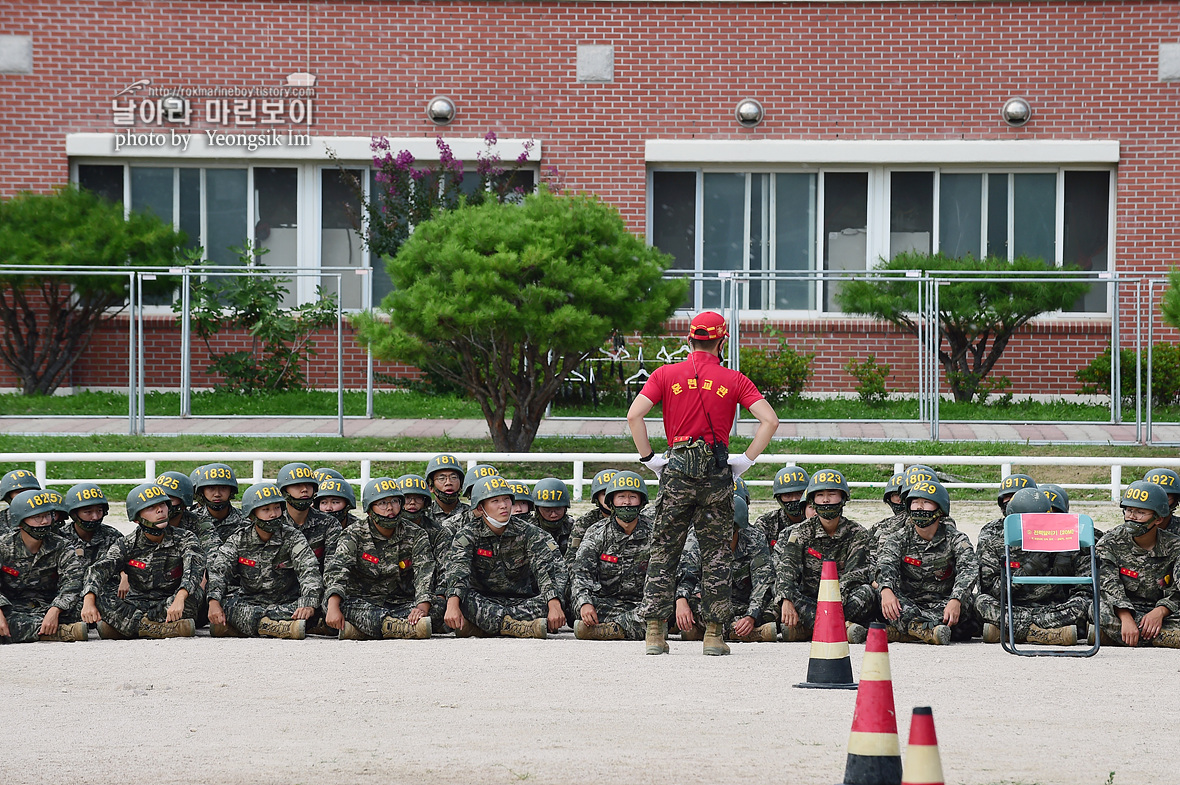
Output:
[1020,513,1081,552]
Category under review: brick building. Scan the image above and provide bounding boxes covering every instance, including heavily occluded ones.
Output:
[1,1,1177,394]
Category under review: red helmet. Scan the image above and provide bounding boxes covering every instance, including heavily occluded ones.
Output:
[688,310,728,341]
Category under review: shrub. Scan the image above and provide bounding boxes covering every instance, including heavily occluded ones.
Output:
[844,354,892,406]
[1076,344,1180,407]
[740,336,814,409]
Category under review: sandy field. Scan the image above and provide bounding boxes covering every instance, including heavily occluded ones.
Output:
[4,501,1174,785]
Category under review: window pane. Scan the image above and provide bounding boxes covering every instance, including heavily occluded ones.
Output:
[179,169,201,251]
[77,164,124,204]
[1013,173,1055,264]
[773,173,815,310]
[889,171,933,258]
[254,167,298,307]
[322,168,367,310]
[368,171,395,306]
[1064,170,1110,312]
[702,173,746,308]
[748,174,767,309]
[986,173,1008,259]
[204,168,247,266]
[938,173,982,259]
[651,171,697,310]
[130,167,173,222]
[823,171,868,311]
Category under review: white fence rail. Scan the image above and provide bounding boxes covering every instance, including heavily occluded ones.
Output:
[5,452,1176,503]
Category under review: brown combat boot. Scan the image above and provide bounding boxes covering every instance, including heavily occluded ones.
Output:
[209,622,247,638]
[1026,624,1077,646]
[453,618,491,638]
[257,616,306,640]
[730,622,778,642]
[500,614,546,639]
[97,621,126,640]
[845,622,868,644]
[574,620,625,640]
[982,623,1001,643]
[138,617,196,639]
[338,621,371,640]
[39,621,89,642]
[905,621,951,645]
[381,616,431,639]
[680,624,704,641]
[780,624,809,642]
[644,619,669,655]
[703,621,731,656]
[1150,628,1180,649]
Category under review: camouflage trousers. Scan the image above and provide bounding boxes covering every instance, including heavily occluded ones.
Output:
[459,591,549,635]
[1094,600,1180,646]
[221,591,302,637]
[683,596,777,636]
[787,583,877,631]
[584,596,646,640]
[884,590,980,641]
[342,597,423,638]
[975,592,1090,640]
[2,604,82,643]
[639,464,734,623]
[97,587,203,638]
[429,593,450,635]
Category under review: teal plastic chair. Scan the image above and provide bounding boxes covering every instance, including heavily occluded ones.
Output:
[1001,512,1101,657]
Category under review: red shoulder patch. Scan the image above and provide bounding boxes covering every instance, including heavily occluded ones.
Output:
[128,560,148,570]
[361,552,379,564]
[238,557,256,567]
[2,565,18,576]
[903,556,922,567]
[600,553,619,564]
[1120,567,1140,579]
[477,548,494,558]
[807,547,823,560]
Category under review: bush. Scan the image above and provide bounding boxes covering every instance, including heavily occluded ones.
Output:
[1076,343,1180,407]
[844,354,892,406]
[740,336,814,409]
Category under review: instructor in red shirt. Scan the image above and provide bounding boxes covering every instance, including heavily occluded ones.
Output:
[627,310,779,656]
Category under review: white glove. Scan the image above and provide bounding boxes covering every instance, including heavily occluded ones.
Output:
[727,453,756,478]
[642,453,669,478]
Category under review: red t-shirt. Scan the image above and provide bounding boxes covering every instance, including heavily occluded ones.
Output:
[639,351,764,448]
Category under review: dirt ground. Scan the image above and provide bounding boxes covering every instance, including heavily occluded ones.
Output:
[4,501,1172,785]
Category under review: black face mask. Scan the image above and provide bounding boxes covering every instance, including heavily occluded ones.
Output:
[73,515,104,533]
[284,495,314,512]
[887,499,907,516]
[401,509,425,526]
[612,504,642,523]
[167,501,184,521]
[434,489,460,506]
[138,519,168,536]
[814,502,844,520]
[255,516,283,534]
[205,499,230,512]
[910,509,942,528]
[19,521,52,540]
[997,500,1009,517]
[780,499,805,519]
[370,511,399,530]
[327,508,350,525]
[534,512,560,532]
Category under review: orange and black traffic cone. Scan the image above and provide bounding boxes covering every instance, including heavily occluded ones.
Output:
[841,622,902,785]
[901,707,944,785]
[795,559,857,690]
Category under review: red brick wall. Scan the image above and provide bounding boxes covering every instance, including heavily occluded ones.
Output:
[1,1,1177,392]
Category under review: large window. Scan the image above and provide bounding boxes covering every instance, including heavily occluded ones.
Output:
[650,165,1113,315]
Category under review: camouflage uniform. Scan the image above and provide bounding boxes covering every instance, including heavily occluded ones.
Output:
[284,507,342,571]
[680,526,775,632]
[323,519,435,638]
[0,507,11,533]
[406,510,453,634]
[773,515,876,629]
[83,528,205,637]
[195,505,250,545]
[569,516,654,640]
[1093,524,1180,644]
[639,460,735,624]
[0,529,83,642]
[754,507,797,553]
[535,512,574,559]
[566,507,606,563]
[974,524,1092,639]
[171,509,219,558]
[876,522,978,638]
[443,516,567,635]
[867,512,908,572]
[430,498,469,522]
[206,522,322,636]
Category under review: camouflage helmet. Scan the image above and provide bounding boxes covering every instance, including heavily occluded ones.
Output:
[900,465,938,498]
[907,478,951,516]
[0,469,40,500]
[125,482,171,522]
[8,489,59,526]
[1120,480,1171,519]
[155,471,194,507]
[532,478,569,509]
[732,476,750,505]
[469,475,514,509]
[605,471,649,507]
[1038,483,1070,513]
[506,480,534,507]
[997,473,1036,502]
[773,465,810,497]
[189,467,202,488]
[314,467,346,485]
[362,477,404,512]
[804,469,850,502]
[397,474,431,501]
[462,465,500,497]
[193,463,239,492]
[425,453,465,483]
[590,469,620,500]
[315,476,356,510]
[241,482,286,518]
[733,495,749,530]
[276,462,318,491]
[883,471,906,502]
[65,483,109,515]
[43,489,66,516]
[1143,468,1180,503]
[1005,487,1051,515]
